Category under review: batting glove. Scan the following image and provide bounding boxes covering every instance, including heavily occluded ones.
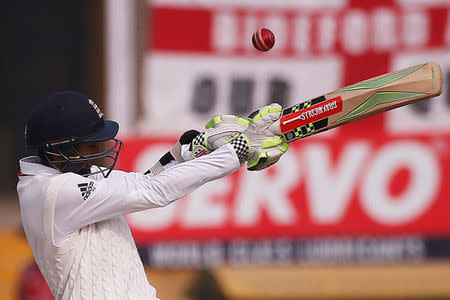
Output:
[189,114,249,159]
[237,103,289,171]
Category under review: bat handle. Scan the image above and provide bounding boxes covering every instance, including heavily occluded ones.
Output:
[269,118,283,136]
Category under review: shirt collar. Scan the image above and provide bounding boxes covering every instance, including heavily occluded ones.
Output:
[19,156,61,176]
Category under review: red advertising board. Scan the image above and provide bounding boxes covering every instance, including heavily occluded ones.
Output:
[118,134,450,245]
[119,0,450,247]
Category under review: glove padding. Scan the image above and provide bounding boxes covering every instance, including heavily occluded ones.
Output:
[242,103,289,171]
[190,114,249,159]
[147,115,249,175]
[146,130,200,175]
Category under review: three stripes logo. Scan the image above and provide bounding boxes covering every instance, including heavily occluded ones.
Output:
[78,181,96,200]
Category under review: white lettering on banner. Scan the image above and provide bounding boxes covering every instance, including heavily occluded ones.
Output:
[228,241,251,264]
[342,10,368,55]
[318,14,337,52]
[360,142,439,225]
[403,10,428,47]
[126,140,441,233]
[244,14,258,52]
[263,14,288,53]
[208,7,448,55]
[150,241,226,268]
[251,240,273,263]
[145,237,425,267]
[228,240,294,264]
[212,12,238,52]
[372,8,397,51]
[151,243,202,267]
[294,15,311,54]
[182,177,230,227]
[234,151,300,226]
[202,242,225,266]
[299,238,425,262]
[304,142,370,224]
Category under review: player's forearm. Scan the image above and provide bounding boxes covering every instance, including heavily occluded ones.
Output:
[132,143,240,206]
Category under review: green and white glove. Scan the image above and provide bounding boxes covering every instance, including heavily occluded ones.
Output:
[231,103,289,171]
[147,115,249,175]
[189,114,249,159]
[147,107,287,175]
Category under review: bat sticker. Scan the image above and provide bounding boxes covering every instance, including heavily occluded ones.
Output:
[280,96,343,133]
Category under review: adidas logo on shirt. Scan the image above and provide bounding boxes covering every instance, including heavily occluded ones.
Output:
[78,181,96,200]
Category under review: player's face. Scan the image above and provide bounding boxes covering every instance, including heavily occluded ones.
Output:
[75,141,110,169]
[45,139,122,176]
[75,142,102,156]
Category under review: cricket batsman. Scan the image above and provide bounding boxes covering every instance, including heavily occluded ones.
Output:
[17,91,289,299]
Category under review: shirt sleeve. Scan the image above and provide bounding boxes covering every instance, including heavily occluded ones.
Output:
[53,144,240,241]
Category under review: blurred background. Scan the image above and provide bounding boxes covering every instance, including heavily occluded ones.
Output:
[2,0,450,299]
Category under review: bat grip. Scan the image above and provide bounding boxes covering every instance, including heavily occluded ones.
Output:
[269,119,283,135]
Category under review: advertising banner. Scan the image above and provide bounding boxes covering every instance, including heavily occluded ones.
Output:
[116,0,450,266]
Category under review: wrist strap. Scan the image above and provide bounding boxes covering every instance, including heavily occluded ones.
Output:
[190,132,211,158]
[229,134,250,163]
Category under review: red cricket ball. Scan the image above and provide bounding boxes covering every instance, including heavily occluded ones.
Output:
[252,28,275,52]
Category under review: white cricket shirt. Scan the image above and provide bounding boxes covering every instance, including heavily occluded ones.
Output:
[17,144,240,300]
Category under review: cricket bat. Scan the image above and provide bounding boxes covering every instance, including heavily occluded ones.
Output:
[274,62,443,142]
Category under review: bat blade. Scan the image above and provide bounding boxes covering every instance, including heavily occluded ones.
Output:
[276,62,443,142]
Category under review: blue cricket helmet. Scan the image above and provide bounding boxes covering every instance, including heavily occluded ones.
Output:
[25,91,122,177]
[25,91,119,149]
